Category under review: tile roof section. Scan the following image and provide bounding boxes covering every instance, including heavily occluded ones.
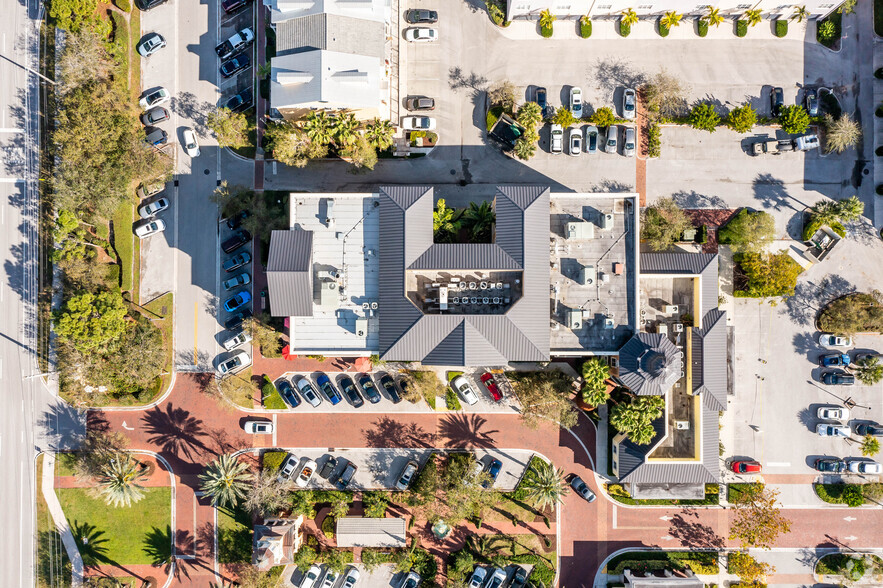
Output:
[267,230,314,317]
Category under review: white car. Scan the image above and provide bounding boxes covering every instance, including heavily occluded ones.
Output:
[819,333,853,348]
[139,87,170,110]
[302,565,323,588]
[622,126,636,158]
[243,420,273,434]
[848,460,882,475]
[278,453,299,482]
[320,570,339,588]
[296,459,318,487]
[570,86,582,119]
[222,330,252,351]
[401,571,421,588]
[134,218,166,238]
[817,407,850,422]
[451,375,479,405]
[622,88,636,120]
[182,128,201,157]
[817,424,850,437]
[341,569,360,588]
[467,567,487,588]
[401,116,436,131]
[217,350,251,375]
[485,568,507,588]
[568,128,582,156]
[138,197,169,219]
[395,460,419,491]
[404,27,438,42]
[604,126,618,154]
[550,123,563,153]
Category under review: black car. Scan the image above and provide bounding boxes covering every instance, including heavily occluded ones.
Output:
[222,230,251,253]
[339,376,364,408]
[223,251,251,272]
[378,373,401,403]
[856,422,883,437]
[220,52,251,78]
[814,458,846,473]
[319,456,338,480]
[535,86,547,109]
[224,309,251,330]
[509,567,528,588]
[358,374,382,404]
[482,458,502,488]
[278,379,301,408]
[144,126,168,146]
[136,0,167,11]
[405,96,435,111]
[805,89,819,117]
[405,8,438,23]
[226,210,250,230]
[221,0,250,13]
[822,371,855,386]
[770,86,784,117]
[337,460,357,489]
[140,106,170,125]
[224,88,254,112]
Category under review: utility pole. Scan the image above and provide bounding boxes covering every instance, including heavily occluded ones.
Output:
[0,52,56,85]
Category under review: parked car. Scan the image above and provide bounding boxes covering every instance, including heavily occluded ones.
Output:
[223,291,252,313]
[805,89,819,116]
[731,460,762,474]
[320,570,339,588]
[817,423,851,437]
[221,0,251,14]
[483,458,502,488]
[140,106,169,125]
[221,330,252,351]
[224,88,254,112]
[138,197,170,219]
[622,126,636,157]
[467,567,487,588]
[404,27,438,42]
[243,419,272,434]
[584,125,598,154]
[296,460,317,488]
[822,371,855,386]
[622,88,636,120]
[217,350,251,375]
[182,127,201,157]
[770,86,784,117]
[222,230,251,253]
[319,456,338,479]
[222,272,251,291]
[223,251,251,272]
[509,567,528,588]
[856,422,883,437]
[278,453,299,481]
[401,116,436,130]
[215,27,255,60]
[570,86,582,119]
[604,126,618,154]
[395,460,419,491]
[819,333,853,348]
[819,353,850,368]
[358,374,382,404]
[814,458,846,473]
[550,123,563,153]
[405,9,438,23]
[137,32,166,57]
[341,568,360,588]
[568,128,582,156]
[480,372,502,402]
[134,218,166,238]
[316,373,343,405]
[405,96,435,111]
[794,134,819,151]
[571,475,596,502]
[144,126,168,146]
[485,568,507,588]
[848,460,883,475]
[278,378,301,408]
[451,375,479,405]
[337,460,358,488]
[535,86,547,111]
[398,378,414,400]
[401,571,421,588]
[297,377,323,407]
[139,89,171,112]
[817,406,850,422]
[339,375,364,408]
[224,310,251,330]
[301,565,323,588]
[135,0,167,11]
[378,373,402,403]
[220,52,251,78]
[226,210,251,230]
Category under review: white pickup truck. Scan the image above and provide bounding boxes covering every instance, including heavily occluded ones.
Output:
[215,27,255,60]
[550,124,563,154]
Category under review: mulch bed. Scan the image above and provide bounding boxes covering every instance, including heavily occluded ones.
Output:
[682,208,739,253]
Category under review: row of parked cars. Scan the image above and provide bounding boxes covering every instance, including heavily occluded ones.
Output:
[816,333,877,386]
[403,9,439,42]
[267,372,403,407]
[133,183,171,239]
[551,124,635,157]
[300,566,360,588]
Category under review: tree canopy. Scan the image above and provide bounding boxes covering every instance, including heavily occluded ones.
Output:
[55,290,128,353]
[641,197,692,251]
[717,208,775,253]
[507,370,579,429]
[818,291,883,335]
[207,108,253,149]
[609,396,665,445]
[736,252,803,297]
[580,358,610,407]
[729,483,791,549]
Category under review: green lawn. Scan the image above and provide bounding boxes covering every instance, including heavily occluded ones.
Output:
[37,455,72,588]
[55,452,78,477]
[112,200,136,296]
[218,504,253,563]
[56,487,171,566]
[142,293,174,395]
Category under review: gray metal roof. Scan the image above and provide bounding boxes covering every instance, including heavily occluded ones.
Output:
[267,229,314,317]
[618,333,683,396]
[335,517,407,547]
[277,14,385,59]
[640,253,717,275]
[623,571,704,587]
[692,309,728,412]
[376,186,550,365]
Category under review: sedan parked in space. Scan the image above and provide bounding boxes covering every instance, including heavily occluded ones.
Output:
[405,96,435,111]
[301,565,323,588]
[221,330,252,351]
[222,272,251,291]
[571,475,596,502]
[822,371,855,386]
[223,291,252,313]
[136,0,168,11]
[805,89,819,117]
[278,453,299,481]
[731,460,761,474]
[134,218,166,238]
[485,568,507,588]
[401,116,436,130]
[337,460,358,489]
[405,9,438,23]
[358,374,382,404]
[480,372,502,402]
[451,375,479,405]
[622,126,636,157]
[137,32,166,57]
[568,128,582,156]
[217,350,251,375]
[535,86,547,110]
[819,333,853,348]
[139,87,170,110]
[296,460,317,488]
[378,373,402,403]
[220,53,251,78]
[316,374,343,405]
[278,378,301,408]
[244,419,272,434]
[848,460,883,475]
[341,568,360,588]
[819,353,850,368]
[584,125,598,154]
[817,423,851,437]
[770,86,784,117]
[224,310,251,331]
[509,567,528,588]
[140,106,169,126]
[570,86,582,119]
[395,460,419,491]
[224,88,254,112]
[817,406,850,422]
[814,458,846,473]
[297,377,322,407]
[339,375,364,408]
[404,27,438,42]
[483,458,502,488]
[622,88,636,120]
[319,456,338,480]
[467,567,487,588]
[320,570,339,588]
[604,126,618,154]
[856,422,883,437]
[550,123,563,153]
[222,230,251,253]
[144,126,168,146]
[138,197,170,218]
[223,251,251,272]
[401,571,421,588]
[182,127,201,157]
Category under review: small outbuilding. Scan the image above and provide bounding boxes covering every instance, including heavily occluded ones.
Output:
[335,517,407,548]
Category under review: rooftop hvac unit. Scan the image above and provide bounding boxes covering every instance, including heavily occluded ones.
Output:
[566,221,594,240]
[604,317,615,329]
[600,272,610,284]
[673,323,684,333]
[355,318,368,337]
[324,198,335,227]
[566,309,583,330]
[599,213,614,231]
[663,305,679,314]
[578,264,596,285]
[319,281,338,308]
[675,420,690,430]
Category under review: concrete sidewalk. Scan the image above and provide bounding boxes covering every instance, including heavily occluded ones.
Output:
[41,453,84,587]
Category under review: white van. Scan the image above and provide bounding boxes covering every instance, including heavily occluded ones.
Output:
[550,124,564,153]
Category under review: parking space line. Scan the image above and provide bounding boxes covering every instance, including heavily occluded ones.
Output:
[193,301,199,366]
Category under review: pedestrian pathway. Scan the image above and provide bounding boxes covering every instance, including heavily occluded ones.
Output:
[41,453,84,587]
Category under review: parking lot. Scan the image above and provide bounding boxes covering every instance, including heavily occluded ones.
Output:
[282,563,534,588]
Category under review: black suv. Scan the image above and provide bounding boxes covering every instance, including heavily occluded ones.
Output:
[224,89,254,112]
[222,230,251,253]
[770,86,784,117]
[378,373,401,403]
[136,0,167,10]
[220,53,251,78]
[856,422,883,437]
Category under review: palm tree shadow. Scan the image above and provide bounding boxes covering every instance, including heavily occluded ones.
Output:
[667,510,725,548]
[70,520,113,567]
[362,416,436,448]
[439,413,498,449]
[143,525,173,565]
[141,403,210,461]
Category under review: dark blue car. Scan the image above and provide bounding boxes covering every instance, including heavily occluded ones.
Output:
[378,373,401,404]
[358,374,382,404]
[339,376,364,408]
[316,374,342,405]
[819,353,850,368]
[278,379,300,408]
[483,458,502,488]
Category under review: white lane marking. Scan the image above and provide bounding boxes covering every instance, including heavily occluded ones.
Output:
[661,535,674,541]
[611,505,617,528]
[121,421,134,430]
[0,128,24,133]
[845,535,858,541]
[660,515,672,521]
[0,178,24,183]
[766,462,791,467]
[844,516,856,522]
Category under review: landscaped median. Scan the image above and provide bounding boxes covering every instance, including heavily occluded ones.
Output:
[816,552,883,582]
[603,550,719,576]
[813,483,883,507]
[606,483,720,506]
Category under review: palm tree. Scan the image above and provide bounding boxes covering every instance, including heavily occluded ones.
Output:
[704,7,724,27]
[744,8,762,26]
[835,195,864,222]
[332,112,360,147]
[790,5,809,22]
[199,454,251,508]
[433,198,462,243]
[538,9,556,29]
[97,454,147,507]
[364,118,395,150]
[303,111,334,146]
[660,10,682,28]
[257,61,272,79]
[807,200,841,226]
[462,201,496,241]
[516,101,543,129]
[521,460,569,511]
[620,8,639,27]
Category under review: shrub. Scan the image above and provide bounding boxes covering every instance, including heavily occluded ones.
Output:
[486,105,504,131]
[540,24,553,38]
[843,485,865,507]
[620,20,631,37]
[580,17,592,38]
[262,376,287,409]
[775,19,788,37]
[590,106,616,128]
[816,12,841,47]
[688,103,721,132]
[718,208,775,253]
[262,450,287,472]
[321,516,336,538]
[698,19,708,36]
[736,20,747,36]
[726,104,757,133]
[818,292,883,335]
[647,123,661,157]
[814,483,865,506]
[659,22,670,37]
[802,216,845,241]
[445,388,462,410]
[778,104,810,134]
[735,251,803,297]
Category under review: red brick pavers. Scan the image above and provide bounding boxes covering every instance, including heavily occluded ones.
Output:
[251,348,358,382]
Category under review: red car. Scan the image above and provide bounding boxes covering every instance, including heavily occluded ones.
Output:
[480,372,503,402]
[731,460,762,474]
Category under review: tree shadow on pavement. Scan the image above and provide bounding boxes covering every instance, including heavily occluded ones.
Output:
[141,404,210,462]
[590,179,633,193]
[667,510,725,548]
[172,91,214,136]
[448,67,489,96]
[752,173,809,212]
[591,57,647,93]
[670,190,727,209]
[40,402,87,451]
[438,413,498,449]
[782,274,855,328]
[362,416,436,448]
